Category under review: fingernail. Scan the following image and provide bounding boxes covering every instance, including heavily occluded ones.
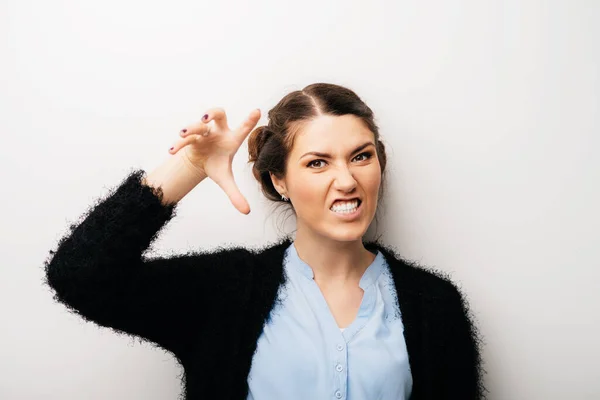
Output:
[202,114,209,121]
[169,147,174,151]
[181,129,187,133]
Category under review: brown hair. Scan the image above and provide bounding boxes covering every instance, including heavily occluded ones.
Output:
[247,82,388,214]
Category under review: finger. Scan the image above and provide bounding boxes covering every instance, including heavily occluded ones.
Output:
[234,109,262,142]
[179,120,211,138]
[169,134,206,155]
[212,165,251,215]
[203,107,228,131]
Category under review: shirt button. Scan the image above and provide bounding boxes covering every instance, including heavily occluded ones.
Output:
[336,364,343,372]
[336,344,344,351]
[335,390,342,399]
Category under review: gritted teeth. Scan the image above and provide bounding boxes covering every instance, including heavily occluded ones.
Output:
[330,198,361,210]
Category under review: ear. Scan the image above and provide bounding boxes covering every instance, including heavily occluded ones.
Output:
[269,172,287,195]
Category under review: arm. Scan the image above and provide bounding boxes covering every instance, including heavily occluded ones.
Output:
[45,107,260,357]
[141,142,209,205]
[44,164,252,358]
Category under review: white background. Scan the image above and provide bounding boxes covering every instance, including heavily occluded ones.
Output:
[1,0,598,399]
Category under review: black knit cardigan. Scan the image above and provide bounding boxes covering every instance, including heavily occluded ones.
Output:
[44,170,486,400]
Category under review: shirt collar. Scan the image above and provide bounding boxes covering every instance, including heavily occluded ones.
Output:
[284,242,385,288]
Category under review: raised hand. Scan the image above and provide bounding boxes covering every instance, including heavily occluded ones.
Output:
[170,108,261,214]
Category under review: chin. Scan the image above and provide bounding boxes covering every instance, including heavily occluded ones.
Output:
[324,225,369,242]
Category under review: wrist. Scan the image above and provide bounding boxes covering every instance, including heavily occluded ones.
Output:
[143,151,207,205]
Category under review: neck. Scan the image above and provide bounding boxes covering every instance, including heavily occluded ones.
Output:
[292,228,376,286]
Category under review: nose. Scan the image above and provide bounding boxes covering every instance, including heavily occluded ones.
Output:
[332,166,358,193]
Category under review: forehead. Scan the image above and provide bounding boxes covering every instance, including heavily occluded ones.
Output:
[291,114,373,154]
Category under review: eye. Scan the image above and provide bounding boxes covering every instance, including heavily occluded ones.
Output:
[306,152,373,169]
[354,151,373,162]
[307,159,326,169]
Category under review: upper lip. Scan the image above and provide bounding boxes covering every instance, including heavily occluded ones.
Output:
[330,197,362,208]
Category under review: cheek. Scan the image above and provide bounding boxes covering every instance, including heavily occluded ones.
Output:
[290,178,326,212]
[360,167,382,193]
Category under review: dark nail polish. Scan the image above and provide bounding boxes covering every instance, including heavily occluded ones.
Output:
[181,129,187,133]
[203,114,209,121]
[169,147,174,151]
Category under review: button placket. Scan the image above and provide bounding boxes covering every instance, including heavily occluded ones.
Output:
[332,321,348,399]
[333,339,347,399]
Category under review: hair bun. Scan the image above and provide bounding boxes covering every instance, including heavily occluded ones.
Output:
[248,125,274,162]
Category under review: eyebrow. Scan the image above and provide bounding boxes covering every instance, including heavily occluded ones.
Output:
[299,142,375,161]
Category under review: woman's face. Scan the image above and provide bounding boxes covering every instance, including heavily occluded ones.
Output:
[271,114,381,242]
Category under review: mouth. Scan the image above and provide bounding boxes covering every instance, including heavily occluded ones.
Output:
[329,199,363,220]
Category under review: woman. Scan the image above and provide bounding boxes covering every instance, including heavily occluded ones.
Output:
[45,83,485,399]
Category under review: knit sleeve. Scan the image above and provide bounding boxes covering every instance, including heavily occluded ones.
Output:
[43,170,253,358]
[441,283,487,399]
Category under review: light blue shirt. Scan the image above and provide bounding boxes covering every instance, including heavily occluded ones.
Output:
[247,242,413,400]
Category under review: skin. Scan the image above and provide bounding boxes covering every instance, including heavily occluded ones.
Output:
[270,114,382,327]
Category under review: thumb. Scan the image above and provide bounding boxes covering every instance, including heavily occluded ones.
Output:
[234,108,262,143]
[213,165,251,215]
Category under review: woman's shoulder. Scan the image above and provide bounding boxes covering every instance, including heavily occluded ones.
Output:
[204,236,292,274]
[245,236,294,260]
[368,240,465,301]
